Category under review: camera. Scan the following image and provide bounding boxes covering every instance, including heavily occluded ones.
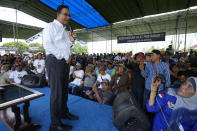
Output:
[154,74,166,84]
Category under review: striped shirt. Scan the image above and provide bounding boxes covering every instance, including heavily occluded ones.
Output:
[141,61,171,90]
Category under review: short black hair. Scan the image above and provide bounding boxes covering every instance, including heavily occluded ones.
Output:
[57,5,69,13]
[178,71,187,77]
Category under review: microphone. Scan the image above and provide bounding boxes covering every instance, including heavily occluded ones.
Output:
[68,22,75,48]
[68,22,73,35]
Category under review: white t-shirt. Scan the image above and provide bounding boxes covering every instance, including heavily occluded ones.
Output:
[33,59,45,74]
[5,70,12,77]
[70,70,84,86]
[114,56,126,61]
[121,56,126,61]
[9,70,27,84]
[69,66,74,76]
[97,73,111,89]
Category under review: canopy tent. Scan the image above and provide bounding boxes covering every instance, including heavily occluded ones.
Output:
[190,44,197,49]
[0,0,197,41]
[22,51,32,55]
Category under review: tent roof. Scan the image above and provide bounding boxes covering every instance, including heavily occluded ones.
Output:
[0,19,42,39]
[77,8,197,42]
[0,0,197,39]
[86,0,197,23]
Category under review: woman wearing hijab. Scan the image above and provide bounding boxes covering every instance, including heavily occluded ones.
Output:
[146,77,197,131]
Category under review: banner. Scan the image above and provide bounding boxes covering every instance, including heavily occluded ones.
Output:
[117,32,166,43]
[29,47,40,51]
[0,47,19,51]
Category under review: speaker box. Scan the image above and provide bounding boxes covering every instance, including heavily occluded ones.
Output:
[113,91,151,131]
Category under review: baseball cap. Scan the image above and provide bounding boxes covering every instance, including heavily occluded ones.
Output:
[152,50,161,55]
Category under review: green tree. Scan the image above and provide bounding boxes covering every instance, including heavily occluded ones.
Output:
[161,48,166,52]
[1,42,29,55]
[28,42,45,54]
[71,43,88,54]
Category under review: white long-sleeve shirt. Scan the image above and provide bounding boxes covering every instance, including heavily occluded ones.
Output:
[43,19,73,61]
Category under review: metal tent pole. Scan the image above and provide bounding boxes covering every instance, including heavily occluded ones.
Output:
[175,15,181,51]
[16,9,18,42]
[125,26,128,53]
[92,31,93,54]
[13,23,15,43]
[111,25,112,54]
[184,9,189,52]
[106,28,108,53]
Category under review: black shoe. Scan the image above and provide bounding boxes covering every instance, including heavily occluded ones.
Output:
[62,113,79,120]
[61,123,72,130]
[50,125,71,131]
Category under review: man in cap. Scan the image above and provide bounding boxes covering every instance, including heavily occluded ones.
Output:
[110,64,130,93]
[162,51,176,68]
[86,79,115,106]
[126,53,145,107]
[140,49,171,108]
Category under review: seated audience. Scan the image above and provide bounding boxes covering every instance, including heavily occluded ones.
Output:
[95,65,111,89]
[80,64,97,95]
[9,63,27,84]
[106,63,113,75]
[0,64,12,85]
[86,79,115,106]
[110,64,130,94]
[111,65,119,77]
[69,63,84,94]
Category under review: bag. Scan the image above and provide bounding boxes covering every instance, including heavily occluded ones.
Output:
[21,74,47,88]
[113,91,151,131]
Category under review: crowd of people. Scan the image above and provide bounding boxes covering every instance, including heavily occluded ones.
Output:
[0,45,197,130]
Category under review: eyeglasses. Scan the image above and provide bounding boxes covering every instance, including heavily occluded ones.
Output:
[61,13,71,17]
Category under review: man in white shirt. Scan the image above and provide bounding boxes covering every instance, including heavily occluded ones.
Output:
[86,65,111,97]
[33,53,45,74]
[114,53,122,62]
[43,5,77,131]
[9,64,27,84]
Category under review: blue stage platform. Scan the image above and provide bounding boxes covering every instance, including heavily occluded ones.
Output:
[0,87,118,131]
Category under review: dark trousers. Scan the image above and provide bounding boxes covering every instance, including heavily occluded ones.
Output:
[46,55,69,126]
[143,89,151,110]
[131,87,144,108]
